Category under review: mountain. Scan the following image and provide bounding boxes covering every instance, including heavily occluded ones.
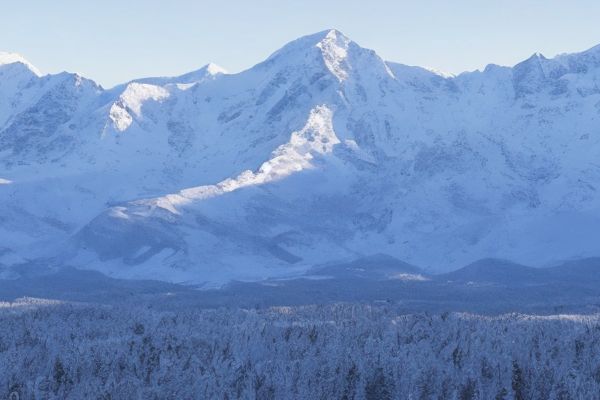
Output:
[438,258,544,285]
[308,254,425,281]
[112,62,227,88]
[1,29,600,285]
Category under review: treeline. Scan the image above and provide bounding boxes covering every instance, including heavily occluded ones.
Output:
[1,299,600,399]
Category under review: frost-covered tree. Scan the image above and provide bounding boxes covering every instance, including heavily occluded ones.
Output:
[1,299,600,399]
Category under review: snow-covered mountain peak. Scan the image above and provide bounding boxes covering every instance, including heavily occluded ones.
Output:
[166,62,227,84]
[109,82,170,131]
[315,29,352,81]
[516,52,544,68]
[0,51,41,76]
[250,30,395,91]
[119,82,170,115]
[261,30,352,71]
[204,62,227,75]
[263,29,349,63]
[509,42,600,97]
[423,67,455,79]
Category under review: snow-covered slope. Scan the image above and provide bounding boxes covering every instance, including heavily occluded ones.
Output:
[2,30,600,285]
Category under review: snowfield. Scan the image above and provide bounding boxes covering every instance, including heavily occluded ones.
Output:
[1,29,600,284]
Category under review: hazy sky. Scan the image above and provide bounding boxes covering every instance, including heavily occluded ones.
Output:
[2,1,600,87]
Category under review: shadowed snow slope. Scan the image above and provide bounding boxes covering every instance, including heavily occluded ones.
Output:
[2,29,600,285]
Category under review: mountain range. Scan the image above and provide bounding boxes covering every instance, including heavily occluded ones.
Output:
[1,30,600,286]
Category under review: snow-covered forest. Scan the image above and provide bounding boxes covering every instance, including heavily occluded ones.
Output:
[1,298,600,399]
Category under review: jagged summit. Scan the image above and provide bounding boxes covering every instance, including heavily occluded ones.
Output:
[270,29,350,53]
[0,51,41,76]
[261,29,352,66]
[257,29,395,84]
[3,33,600,89]
[315,30,353,81]
[515,42,600,69]
[514,52,545,69]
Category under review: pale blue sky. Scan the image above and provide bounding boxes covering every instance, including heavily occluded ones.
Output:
[2,1,599,88]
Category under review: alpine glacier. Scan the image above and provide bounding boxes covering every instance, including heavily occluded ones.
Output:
[1,30,600,285]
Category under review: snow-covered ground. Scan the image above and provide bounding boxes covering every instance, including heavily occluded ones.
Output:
[2,29,600,284]
[1,300,599,399]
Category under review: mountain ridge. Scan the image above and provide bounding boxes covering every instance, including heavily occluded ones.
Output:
[1,30,600,285]
[5,29,600,86]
